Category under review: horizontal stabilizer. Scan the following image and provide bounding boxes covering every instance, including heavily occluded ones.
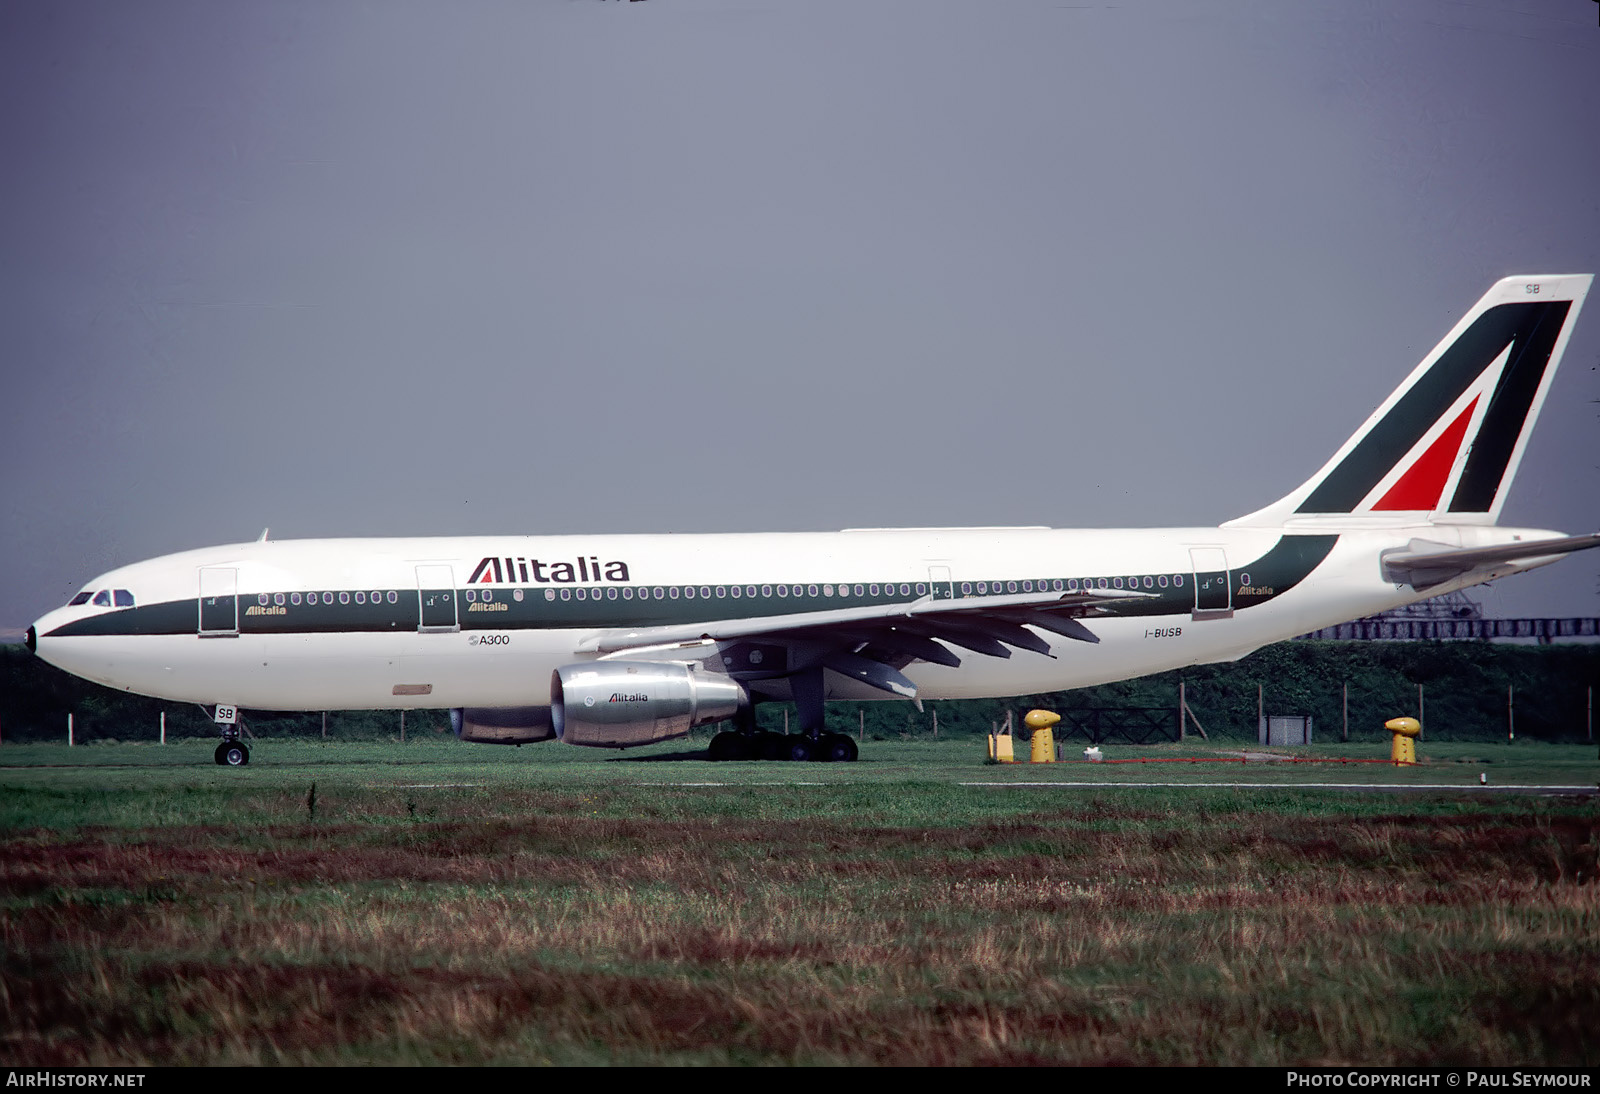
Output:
[1381,533,1600,589]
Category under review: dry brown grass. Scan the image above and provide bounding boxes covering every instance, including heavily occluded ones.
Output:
[3,788,1598,1065]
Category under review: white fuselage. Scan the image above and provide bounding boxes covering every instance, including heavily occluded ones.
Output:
[29,522,1560,713]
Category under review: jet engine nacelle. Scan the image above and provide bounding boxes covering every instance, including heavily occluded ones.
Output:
[450,706,557,745]
[551,661,747,748]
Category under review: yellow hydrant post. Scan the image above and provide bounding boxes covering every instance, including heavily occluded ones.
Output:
[1385,716,1421,765]
[1025,709,1060,764]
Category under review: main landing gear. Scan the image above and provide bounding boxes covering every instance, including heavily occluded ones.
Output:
[706,669,861,762]
[707,730,858,763]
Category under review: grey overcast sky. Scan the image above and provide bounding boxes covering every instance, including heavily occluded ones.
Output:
[2,0,1598,637]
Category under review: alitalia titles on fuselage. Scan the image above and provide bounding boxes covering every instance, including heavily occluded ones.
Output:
[467,556,632,585]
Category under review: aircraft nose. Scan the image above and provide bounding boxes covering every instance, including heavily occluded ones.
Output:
[25,625,36,654]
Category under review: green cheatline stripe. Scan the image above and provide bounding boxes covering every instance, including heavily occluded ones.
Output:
[1297,301,1567,514]
[1450,301,1570,512]
[43,535,1337,638]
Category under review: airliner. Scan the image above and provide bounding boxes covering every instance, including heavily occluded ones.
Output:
[27,275,1600,765]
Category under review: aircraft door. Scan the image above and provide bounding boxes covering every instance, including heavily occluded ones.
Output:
[199,567,239,637]
[927,565,954,600]
[1189,548,1233,620]
[416,565,459,633]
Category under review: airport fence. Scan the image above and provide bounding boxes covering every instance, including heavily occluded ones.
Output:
[2,641,1597,745]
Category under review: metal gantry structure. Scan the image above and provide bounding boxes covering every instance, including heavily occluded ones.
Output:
[1296,591,1600,643]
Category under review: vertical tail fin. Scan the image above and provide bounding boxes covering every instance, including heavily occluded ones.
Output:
[1227,275,1591,528]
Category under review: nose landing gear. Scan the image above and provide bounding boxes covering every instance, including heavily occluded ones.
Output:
[208,705,250,766]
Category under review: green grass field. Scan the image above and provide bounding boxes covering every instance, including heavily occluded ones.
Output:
[3,736,1597,1065]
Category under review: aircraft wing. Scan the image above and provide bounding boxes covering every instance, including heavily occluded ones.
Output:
[1381,532,1600,589]
[577,587,1155,699]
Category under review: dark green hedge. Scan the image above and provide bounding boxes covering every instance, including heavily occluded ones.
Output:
[3,641,1596,744]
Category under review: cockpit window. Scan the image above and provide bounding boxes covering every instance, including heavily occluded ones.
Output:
[114,589,135,607]
[92,590,111,607]
[69,591,93,607]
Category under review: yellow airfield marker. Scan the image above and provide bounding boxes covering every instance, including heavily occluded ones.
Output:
[1024,709,1059,763]
[1385,716,1421,765]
